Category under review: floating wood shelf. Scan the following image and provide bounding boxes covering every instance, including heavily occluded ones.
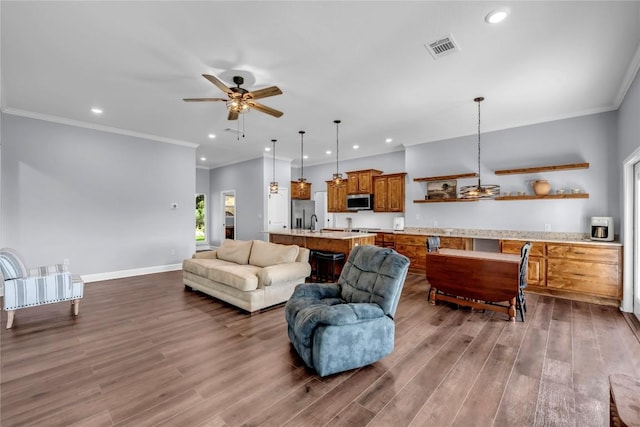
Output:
[495,193,589,201]
[494,162,589,175]
[413,198,478,203]
[413,173,478,182]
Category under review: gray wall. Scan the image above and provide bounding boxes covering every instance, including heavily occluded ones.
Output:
[617,69,640,242]
[1,113,196,277]
[208,155,291,246]
[404,112,617,233]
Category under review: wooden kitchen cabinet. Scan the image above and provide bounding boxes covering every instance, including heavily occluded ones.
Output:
[346,169,382,195]
[326,180,348,213]
[395,234,472,272]
[499,239,622,306]
[290,181,312,200]
[373,173,406,212]
[546,243,622,300]
[499,240,546,287]
[375,232,396,248]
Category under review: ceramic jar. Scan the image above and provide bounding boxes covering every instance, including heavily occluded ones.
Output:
[531,179,551,196]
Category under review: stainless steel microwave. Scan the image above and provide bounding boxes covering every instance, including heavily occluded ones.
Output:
[347,194,374,210]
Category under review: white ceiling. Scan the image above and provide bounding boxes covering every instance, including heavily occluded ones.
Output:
[2,1,639,169]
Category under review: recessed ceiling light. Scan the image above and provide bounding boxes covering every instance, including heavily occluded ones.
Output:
[303,155,309,159]
[385,138,393,143]
[353,145,359,150]
[91,107,103,114]
[208,133,216,139]
[265,147,271,152]
[200,157,207,161]
[485,8,510,24]
[326,150,332,155]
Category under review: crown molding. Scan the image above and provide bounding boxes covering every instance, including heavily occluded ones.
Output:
[1,108,199,149]
[615,43,640,108]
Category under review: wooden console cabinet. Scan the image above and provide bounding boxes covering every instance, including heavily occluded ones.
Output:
[500,239,622,306]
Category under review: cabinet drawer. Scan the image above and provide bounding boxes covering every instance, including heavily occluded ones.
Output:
[440,237,470,250]
[395,244,426,270]
[395,234,427,246]
[500,240,545,257]
[547,244,620,263]
[382,233,396,243]
[547,259,620,297]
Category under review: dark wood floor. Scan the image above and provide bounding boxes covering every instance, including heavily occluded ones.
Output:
[2,271,639,426]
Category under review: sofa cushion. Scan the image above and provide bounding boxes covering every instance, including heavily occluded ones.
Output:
[249,240,299,268]
[207,264,262,291]
[183,258,238,277]
[216,240,253,265]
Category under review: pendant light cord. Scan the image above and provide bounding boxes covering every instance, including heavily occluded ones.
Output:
[335,120,341,176]
[475,97,484,188]
[299,131,305,181]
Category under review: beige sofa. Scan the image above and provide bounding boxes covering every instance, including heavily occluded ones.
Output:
[183,239,311,313]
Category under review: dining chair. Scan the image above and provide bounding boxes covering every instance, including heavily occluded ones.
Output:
[517,241,532,321]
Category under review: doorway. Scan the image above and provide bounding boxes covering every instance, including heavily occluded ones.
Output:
[222,190,236,241]
[268,187,288,231]
[195,194,206,244]
[623,147,640,321]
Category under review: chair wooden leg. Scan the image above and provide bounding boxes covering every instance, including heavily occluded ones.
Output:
[72,299,80,316]
[6,310,15,329]
[516,292,525,322]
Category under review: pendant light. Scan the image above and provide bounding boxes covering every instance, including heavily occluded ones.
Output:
[269,139,279,194]
[298,130,307,188]
[459,97,500,199]
[332,119,343,185]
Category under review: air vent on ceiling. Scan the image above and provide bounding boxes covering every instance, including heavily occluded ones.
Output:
[425,34,461,60]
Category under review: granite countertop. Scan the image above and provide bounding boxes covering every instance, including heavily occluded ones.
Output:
[314,227,621,246]
[395,227,622,246]
[269,229,377,240]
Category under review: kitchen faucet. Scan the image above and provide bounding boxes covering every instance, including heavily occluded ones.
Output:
[310,214,318,231]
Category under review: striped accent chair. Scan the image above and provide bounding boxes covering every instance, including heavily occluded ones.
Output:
[1,248,84,329]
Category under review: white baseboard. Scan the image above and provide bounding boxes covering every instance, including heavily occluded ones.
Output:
[81,263,183,283]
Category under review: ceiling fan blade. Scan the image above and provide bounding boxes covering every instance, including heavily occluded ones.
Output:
[203,74,233,95]
[183,98,227,102]
[245,86,282,100]
[248,101,283,118]
[227,109,239,120]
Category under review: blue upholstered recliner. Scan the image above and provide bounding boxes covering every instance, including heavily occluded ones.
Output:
[285,245,410,377]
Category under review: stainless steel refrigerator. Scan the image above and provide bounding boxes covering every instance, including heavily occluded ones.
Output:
[291,199,316,229]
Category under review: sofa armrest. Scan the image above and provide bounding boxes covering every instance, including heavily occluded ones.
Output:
[290,282,341,299]
[259,262,311,286]
[192,250,218,259]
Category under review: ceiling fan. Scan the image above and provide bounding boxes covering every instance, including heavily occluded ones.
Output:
[183,74,283,120]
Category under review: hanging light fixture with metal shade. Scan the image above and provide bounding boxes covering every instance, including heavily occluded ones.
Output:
[298,130,307,188]
[459,97,500,199]
[332,120,344,185]
[269,139,279,194]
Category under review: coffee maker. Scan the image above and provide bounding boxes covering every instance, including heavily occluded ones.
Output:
[590,216,614,241]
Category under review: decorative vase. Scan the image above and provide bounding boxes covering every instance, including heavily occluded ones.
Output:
[531,179,551,196]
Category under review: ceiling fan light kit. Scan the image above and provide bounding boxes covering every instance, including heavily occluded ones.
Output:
[183,73,283,121]
[459,96,500,200]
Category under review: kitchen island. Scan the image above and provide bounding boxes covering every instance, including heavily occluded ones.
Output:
[269,229,376,260]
